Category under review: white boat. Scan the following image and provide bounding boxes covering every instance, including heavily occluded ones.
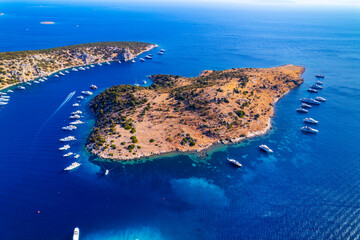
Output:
[85,66,90,70]
[157,51,164,55]
[79,67,85,71]
[0,98,9,102]
[143,80,147,84]
[54,75,59,78]
[0,92,7,96]
[77,96,84,99]
[18,86,25,90]
[81,91,93,96]
[43,77,48,80]
[105,169,109,175]
[34,81,40,84]
[64,162,81,171]
[73,103,80,107]
[72,68,78,72]
[60,136,76,142]
[134,83,140,87]
[118,61,121,64]
[7,90,13,93]
[311,84,322,89]
[0,102,8,105]
[90,65,95,67]
[65,70,70,74]
[38,79,45,82]
[227,158,242,167]
[131,59,135,63]
[62,125,77,131]
[140,58,145,62]
[26,82,31,85]
[59,145,70,150]
[301,126,319,133]
[73,227,80,240]
[315,96,326,102]
[296,108,308,113]
[106,61,110,65]
[90,84,98,90]
[316,81,323,85]
[301,103,312,108]
[145,55,152,59]
[160,49,166,52]
[303,118,319,124]
[59,72,65,76]
[307,88,318,93]
[70,120,84,125]
[69,114,81,119]
[315,75,324,78]
[72,110,82,115]
[74,154,80,159]
[63,152,74,157]
[300,98,320,105]
[97,63,102,66]
[259,144,273,153]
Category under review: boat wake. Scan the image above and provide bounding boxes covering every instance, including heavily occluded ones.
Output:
[49,91,76,119]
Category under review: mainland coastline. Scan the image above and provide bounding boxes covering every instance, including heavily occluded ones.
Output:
[0,41,157,91]
[88,64,305,161]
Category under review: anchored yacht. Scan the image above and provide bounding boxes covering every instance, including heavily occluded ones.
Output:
[81,91,93,96]
[73,103,80,107]
[90,84,98,90]
[97,63,102,66]
[303,118,319,124]
[62,125,77,131]
[296,108,308,113]
[140,58,145,62]
[259,144,273,153]
[145,55,152,59]
[300,98,320,105]
[227,158,242,167]
[65,70,70,74]
[105,169,109,175]
[18,86,25,90]
[63,152,74,157]
[69,114,81,119]
[72,110,82,115]
[70,120,84,125]
[64,162,81,171]
[157,51,164,55]
[74,154,80,159]
[301,103,312,108]
[72,68,78,72]
[59,72,65,76]
[0,102,8,105]
[7,90,13,93]
[59,145,70,151]
[90,65,95,67]
[315,96,326,102]
[315,75,324,78]
[307,88,318,93]
[316,81,323,85]
[79,67,85,71]
[34,81,40,84]
[301,126,319,133]
[77,96,84,100]
[106,61,110,65]
[311,84,322,89]
[60,136,76,142]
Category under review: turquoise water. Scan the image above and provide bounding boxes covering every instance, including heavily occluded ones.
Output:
[0,2,360,239]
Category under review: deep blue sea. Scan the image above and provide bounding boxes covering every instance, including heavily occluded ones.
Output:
[0,2,360,239]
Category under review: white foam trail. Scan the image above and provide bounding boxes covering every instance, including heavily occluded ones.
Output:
[49,91,76,118]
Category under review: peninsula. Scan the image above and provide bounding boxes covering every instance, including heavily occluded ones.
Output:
[0,41,157,90]
[87,64,305,160]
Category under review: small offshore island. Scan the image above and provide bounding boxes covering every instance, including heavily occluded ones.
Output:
[88,64,305,160]
[0,41,157,90]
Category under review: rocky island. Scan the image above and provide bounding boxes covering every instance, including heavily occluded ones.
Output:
[88,64,305,160]
[0,41,157,90]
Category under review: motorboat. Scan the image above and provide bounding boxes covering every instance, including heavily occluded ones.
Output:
[62,125,77,131]
[0,98,9,102]
[26,82,31,85]
[65,70,70,73]
[301,126,319,133]
[34,81,40,84]
[315,75,324,78]
[73,103,80,107]
[59,72,65,76]
[77,96,84,99]
[43,77,48,80]
[18,86,25,90]
[227,158,242,167]
[97,63,102,66]
[64,162,81,171]
[140,58,145,62]
[72,110,82,115]
[118,61,122,64]
[90,84,98,90]
[316,81,323,85]
[70,120,84,125]
[259,144,273,153]
[106,61,110,65]
[60,136,76,142]
[134,83,140,86]
[105,169,109,175]
[59,145,70,151]
[301,103,312,108]
[131,59,135,63]
[300,98,320,105]
[90,65,95,68]
[0,102,8,105]
[74,154,80,159]
[72,68,78,72]
[7,90,13,93]
[38,79,45,82]
[307,88,318,93]
[69,114,81,119]
[143,80,147,84]
[85,66,90,70]
[296,108,308,113]
[145,55,152,59]
[148,54,153,56]
[157,51,164,55]
[315,96,326,102]
[54,75,59,77]
[63,152,74,157]
[311,84,322,89]
[160,49,166,52]
[303,118,319,124]
[81,91,93,96]
[73,227,80,240]
[0,92,6,96]
[79,67,85,71]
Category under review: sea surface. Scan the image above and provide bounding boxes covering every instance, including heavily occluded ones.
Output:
[0,2,360,239]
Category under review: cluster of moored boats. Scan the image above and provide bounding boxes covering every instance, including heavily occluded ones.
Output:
[0,91,11,107]
[131,49,165,63]
[227,144,274,168]
[296,75,327,134]
[60,84,97,171]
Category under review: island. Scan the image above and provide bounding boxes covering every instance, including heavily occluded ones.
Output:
[87,64,305,160]
[0,41,157,90]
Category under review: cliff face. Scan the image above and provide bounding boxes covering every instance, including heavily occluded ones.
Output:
[87,64,305,161]
[0,42,157,89]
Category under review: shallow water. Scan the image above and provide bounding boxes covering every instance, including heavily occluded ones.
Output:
[0,2,360,239]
